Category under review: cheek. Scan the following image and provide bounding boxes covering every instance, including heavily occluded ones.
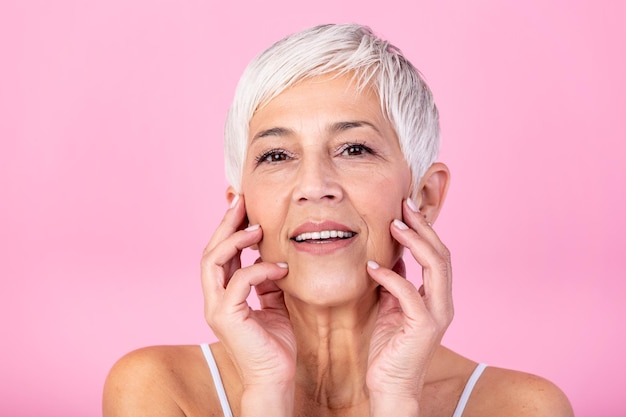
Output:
[364,176,407,263]
[242,180,286,258]
[240,177,267,224]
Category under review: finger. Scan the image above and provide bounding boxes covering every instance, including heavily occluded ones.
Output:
[367,261,428,322]
[378,257,406,314]
[402,199,448,258]
[390,219,448,281]
[377,285,401,317]
[389,219,453,324]
[200,224,263,297]
[255,268,289,315]
[211,224,263,267]
[203,193,248,254]
[222,262,289,313]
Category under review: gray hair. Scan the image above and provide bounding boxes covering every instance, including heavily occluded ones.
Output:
[224,23,440,197]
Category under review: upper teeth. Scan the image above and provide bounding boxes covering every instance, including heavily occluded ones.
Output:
[294,230,355,242]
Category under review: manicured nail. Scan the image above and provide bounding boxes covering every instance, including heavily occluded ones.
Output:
[367,260,380,269]
[393,219,409,230]
[229,193,240,209]
[276,262,288,268]
[245,224,260,232]
[406,198,419,213]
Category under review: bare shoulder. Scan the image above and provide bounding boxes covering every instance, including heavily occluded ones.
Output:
[103,345,220,417]
[467,366,574,417]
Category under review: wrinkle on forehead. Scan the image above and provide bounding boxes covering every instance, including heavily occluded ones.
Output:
[248,74,391,145]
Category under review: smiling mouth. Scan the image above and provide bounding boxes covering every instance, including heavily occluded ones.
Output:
[293,230,356,243]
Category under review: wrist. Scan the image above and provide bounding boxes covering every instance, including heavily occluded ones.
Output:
[369,392,420,417]
[240,383,295,417]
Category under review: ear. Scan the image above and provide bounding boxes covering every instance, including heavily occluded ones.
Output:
[225,186,260,251]
[225,186,238,206]
[414,162,450,225]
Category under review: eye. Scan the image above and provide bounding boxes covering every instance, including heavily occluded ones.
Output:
[339,143,374,157]
[255,149,292,165]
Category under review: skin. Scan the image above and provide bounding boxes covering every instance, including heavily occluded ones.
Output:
[103,75,574,417]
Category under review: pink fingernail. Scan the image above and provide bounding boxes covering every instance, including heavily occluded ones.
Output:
[245,224,260,232]
[367,260,380,269]
[406,198,419,213]
[229,193,240,209]
[276,262,288,268]
[393,219,409,230]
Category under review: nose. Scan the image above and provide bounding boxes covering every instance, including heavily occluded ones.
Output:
[292,153,343,204]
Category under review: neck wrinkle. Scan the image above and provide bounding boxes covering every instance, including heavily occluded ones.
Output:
[286,289,380,411]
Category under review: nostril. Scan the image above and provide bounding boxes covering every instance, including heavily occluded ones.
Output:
[292,166,343,203]
[297,193,336,203]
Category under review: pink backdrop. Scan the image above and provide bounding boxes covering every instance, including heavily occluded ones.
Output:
[2,1,625,416]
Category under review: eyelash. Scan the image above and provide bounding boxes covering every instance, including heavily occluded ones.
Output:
[337,142,375,157]
[255,148,292,165]
[254,142,376,166]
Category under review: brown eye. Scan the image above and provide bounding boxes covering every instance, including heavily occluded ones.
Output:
[340,143,373,157]
[255,149,291,165]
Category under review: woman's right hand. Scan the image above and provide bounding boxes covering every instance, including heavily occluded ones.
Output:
[201,194,296,394]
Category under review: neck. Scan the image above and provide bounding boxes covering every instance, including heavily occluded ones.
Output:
[285,289,379,413]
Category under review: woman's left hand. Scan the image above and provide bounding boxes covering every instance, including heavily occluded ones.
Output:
[366,199,454,413]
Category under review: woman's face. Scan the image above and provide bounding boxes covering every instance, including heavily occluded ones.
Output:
[240,74,412,306]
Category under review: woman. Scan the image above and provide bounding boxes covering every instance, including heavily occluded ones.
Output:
[103,24,573,417]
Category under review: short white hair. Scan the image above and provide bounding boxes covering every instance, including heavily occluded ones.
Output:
[224,23,440,197]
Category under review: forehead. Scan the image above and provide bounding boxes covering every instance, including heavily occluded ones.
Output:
[248,73,389,139]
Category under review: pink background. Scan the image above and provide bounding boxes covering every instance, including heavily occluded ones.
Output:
[2,0,625,416]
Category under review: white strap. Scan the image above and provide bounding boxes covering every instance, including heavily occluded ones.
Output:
[201,344,233,417]
[452,363,488,417]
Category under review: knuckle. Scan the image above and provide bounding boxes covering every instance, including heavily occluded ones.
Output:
[446,311,454,326]
[395,276,418,298]
[438,305,454,329]
[201,245,212,259]
[202,234,223,256]
[205,304,226,328]
[421,319,439,338]
[440,245,451,261]
[204,307,217,327]
[434,257,450,275]
[200,248,215,268]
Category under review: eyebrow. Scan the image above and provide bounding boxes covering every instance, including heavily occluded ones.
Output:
[252,127,294,142]
[329,120,380,134]
[251,120,380,142]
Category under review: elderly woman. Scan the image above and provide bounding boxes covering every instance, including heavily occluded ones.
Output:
[103,24,573,417]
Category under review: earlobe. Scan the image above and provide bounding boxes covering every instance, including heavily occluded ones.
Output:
[225,186,238,206]
[225,186,260,251]
[415,162,450,224]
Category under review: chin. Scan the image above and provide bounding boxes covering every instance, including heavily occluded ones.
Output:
[279,264,376,308]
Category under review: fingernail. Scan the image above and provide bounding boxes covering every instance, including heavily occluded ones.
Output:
[406,198,419,213]
[276,262,288,268]
[393,219,409,230]
[245,224,260,232]
[367,260,380,269]
[229,193,240,209]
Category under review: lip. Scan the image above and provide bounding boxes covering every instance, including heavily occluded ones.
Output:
[291,221,356,238]
[290,221,357,255]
